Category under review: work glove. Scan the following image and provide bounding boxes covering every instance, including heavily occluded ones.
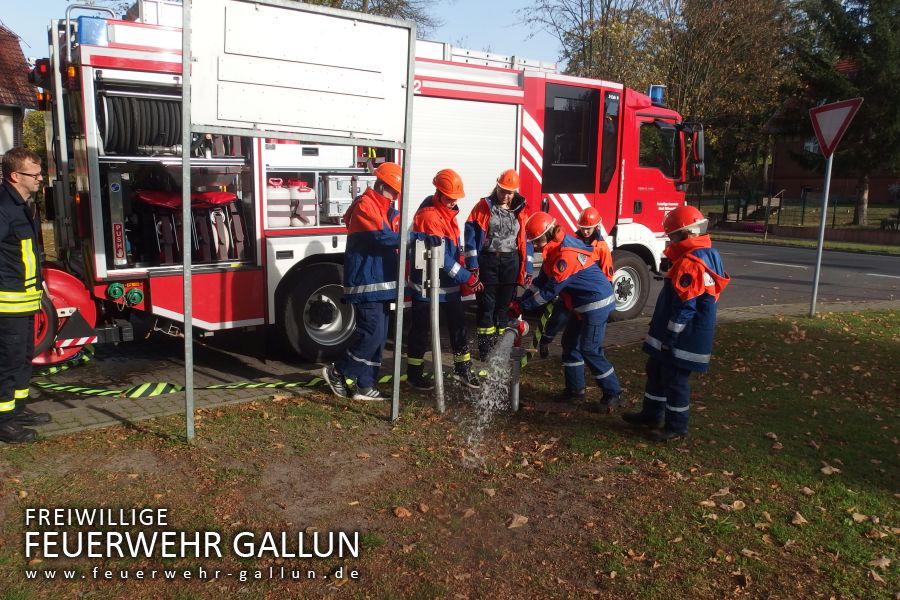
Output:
[467,273,484,293]
[508,299,522,320]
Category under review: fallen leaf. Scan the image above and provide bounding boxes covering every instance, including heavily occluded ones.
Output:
[820,464,841,475]
[462,508,476,519]
[711,487,731,497]
[868,556,890,570]
[771,442,784,450]
[608,570,617,579]
[507,513,528,529]
[18,490,27,499]
[851,512,867,523]
[800,487,815,496]
[627,548,646,561]
[791,512,808,526]
[868,570,886,585]
[808,440,820,450]
[401,543,416,554]
[703,513,719,521]
[762,511,773,523]
[670,536,683,543]
[357,452,371,460]
[699,500,717,508]
[482,488,496,498]
[126,473,139,479]
[393,506,412,519]
[418,503,430,513]
[764,432,778,440]
[740,548,760,559]
[865,529,888,540]
[731,500,747,511]
[348,500,359,506]
[761,534,774,545]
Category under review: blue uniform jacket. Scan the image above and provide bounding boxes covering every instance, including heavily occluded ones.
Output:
[342,187,400,303]
[643,236,730,372]
[520,234,615,323]
[407,196,473,302]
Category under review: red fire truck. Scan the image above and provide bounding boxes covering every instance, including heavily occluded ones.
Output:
[31,0,703,365]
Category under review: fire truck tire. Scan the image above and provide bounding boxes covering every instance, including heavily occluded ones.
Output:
[33,294,58,357]
[278,263,356,361]
[610,250,650,322]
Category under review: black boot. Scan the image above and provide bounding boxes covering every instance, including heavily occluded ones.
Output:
[553,388,585,402]
[0,421,38,444]
[15,408,51,425]
[622,412,664,429]
[406,363,435,391]
[647,428,688,442]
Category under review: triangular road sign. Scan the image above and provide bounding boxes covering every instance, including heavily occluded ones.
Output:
[809,98,863,159]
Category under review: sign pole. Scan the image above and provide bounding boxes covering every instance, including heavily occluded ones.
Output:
[181,0,195,440]
[809,154,833,317]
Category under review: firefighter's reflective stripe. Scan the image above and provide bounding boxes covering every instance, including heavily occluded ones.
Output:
[0,288,41,313]
[573,295,615,314]
[477,326,497,335]
[21,238,37,286]
[644,334,711,364]
[344,281,397,295]
[14,389,28,399]
[0,399,14,412]
[645,392,666,403]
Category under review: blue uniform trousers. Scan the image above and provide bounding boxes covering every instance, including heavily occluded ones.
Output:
[640,355,692,434]
[560,316,621,395]
[338,301,390,389]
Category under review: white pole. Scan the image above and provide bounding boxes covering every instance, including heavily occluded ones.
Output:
[181,0,195,440]
[809,154,833,317]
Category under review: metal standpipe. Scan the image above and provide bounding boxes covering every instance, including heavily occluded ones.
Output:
[428,240,446,413]
[499,318,529,412]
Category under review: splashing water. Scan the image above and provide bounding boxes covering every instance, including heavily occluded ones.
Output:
[461,330,517,466]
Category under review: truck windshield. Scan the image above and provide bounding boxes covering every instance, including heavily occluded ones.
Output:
[638,122,679,179]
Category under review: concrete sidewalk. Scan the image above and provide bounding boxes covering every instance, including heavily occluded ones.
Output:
[26,299,900,438]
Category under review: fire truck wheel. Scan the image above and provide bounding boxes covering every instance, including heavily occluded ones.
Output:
[278,262,356,361]
[33,294,59,356]
[610,250,650,322]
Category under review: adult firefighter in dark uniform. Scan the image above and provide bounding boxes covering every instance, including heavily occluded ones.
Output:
[0,148,52,444]
[510,212,623,409]
[622,205,730,441]
[406,168,483,390]
[323,162,403,401]
[464,169,532,360]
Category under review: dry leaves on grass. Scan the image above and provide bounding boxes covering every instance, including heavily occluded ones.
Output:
[820,463,841,476]
[507,514,528,529]
[482,488,496,498]
[851,512,868,523]
[868,556,890,570]
[799,486,815,496]
[868,570,886,585]
[731,500,747,511]
[462,508,476,519]
[791,512,808,526]
[740,548,761,560]
[393,506,412,519]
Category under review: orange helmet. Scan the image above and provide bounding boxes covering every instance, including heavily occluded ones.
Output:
[663,205,708,236]
[433,168,465,200]
[373,162,402,194]
[525,212,557,242]
[578,207,602,228]
[496,169,520,192]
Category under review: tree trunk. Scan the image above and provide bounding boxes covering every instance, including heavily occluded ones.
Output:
[853,174,869,226]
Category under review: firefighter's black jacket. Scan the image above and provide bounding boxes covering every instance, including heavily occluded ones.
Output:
[0,182,42,315]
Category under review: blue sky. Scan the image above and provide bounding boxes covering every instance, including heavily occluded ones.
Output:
[5,0,562,65]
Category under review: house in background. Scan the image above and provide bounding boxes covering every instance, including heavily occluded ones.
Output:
[0,24,38,156]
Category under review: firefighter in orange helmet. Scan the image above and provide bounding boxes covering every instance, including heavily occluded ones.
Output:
[323,162,403,401]
[463,169,533,360]
[510,212,623,407]
[537,206,615,359]
[622,205,730,441]
[405,168,482,390]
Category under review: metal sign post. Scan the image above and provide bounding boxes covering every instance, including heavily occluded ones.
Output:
[181,0,195,441]
[807,98,863,317]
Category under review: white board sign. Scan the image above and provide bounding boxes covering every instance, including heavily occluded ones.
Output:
[190,1,412,143]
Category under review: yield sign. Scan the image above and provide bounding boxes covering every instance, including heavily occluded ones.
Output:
[809,98,863,158]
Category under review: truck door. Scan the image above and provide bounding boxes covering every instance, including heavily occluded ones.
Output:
[621,111,683,231]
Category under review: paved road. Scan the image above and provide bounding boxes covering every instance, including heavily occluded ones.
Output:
[643,241,898,315]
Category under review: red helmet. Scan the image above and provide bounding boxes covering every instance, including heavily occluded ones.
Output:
[433,168,465,200]
[664,205,708,236]
[496,169,520,192]
[525,212,557,242]
[577,207,602,228]
[373,162,402,194]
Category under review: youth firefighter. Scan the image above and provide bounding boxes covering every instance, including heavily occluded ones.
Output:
[0,148,52,443]
[538,207,614,359]
[406,168,482,390]
[463,169,532,360]
[323,162,403,401]
[622,205,729,441]
[510,212,622,408]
